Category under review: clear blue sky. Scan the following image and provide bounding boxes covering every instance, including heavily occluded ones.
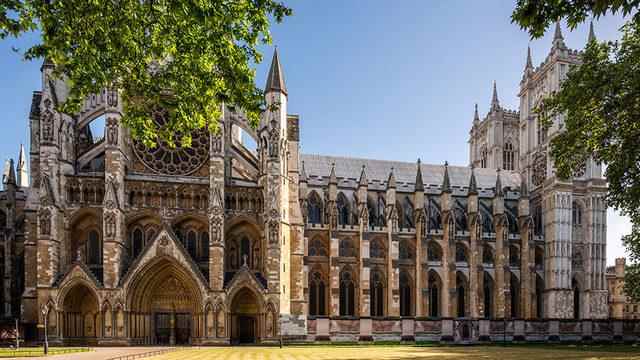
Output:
[0,0,631,264]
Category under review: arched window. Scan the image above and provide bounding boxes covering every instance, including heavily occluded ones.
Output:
[308,191,323,224]
[481,146,488,168]
[370,269,385,317]
[510,273,520,318]
[427,197,442,232]
[505,201,519,234]
[427,241,442,262]
[339,238,356,257]
[199,232,209,262]
[309,238,328,257]
[503,142,515,171]
[428,271,441,318]
[87,230,101,265]
[480,200,494,234]
[483,245,494,266]
[572,278,580,319]
[339,268,356,316]
[370,238,385,259]
[454,198,468,232]
[483,272,494,319]
[397,198,415,230]
[455,243,468,263]
[537,117,547,145]
[131,227,144,260]
[186,230,197,259]
[337,193,350,226]
[400,271,412,317]
[572,200,582,227]
[456,272,468,317]
[376,195,386,227]
[509,246,520,267]
[309,271,326,316]
[399,239,413,260]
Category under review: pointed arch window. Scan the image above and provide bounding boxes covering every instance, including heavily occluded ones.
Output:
[572,278,580,319]
[481,146,488,168]
[339,238,356,258]
[427,241,442,262]
[506,201,519,234]
[535,275,544,319]
[309,271,326,316]
[199,232,209,262]
[376,195,386,227]
[533,204,544,236]
[131,227,144,260]
[399,239,413,260]
[456,272,468,318]
[370,238,385,259]
[339,268,356,316]
[399,271,412,317]
[427,197,442,232]
[186,230,197,259]
[337,193,351,226]
[479,200,494,234]
[428,271,441,318]
[454,198,468,232]
[309,238,328,257]
[308,191,323,224]
[483,272,494,319]
[503,142,515,170]
[483,245,494,266]
[572,200,583,227]
[87,229,102,265]
[370,269,385,317]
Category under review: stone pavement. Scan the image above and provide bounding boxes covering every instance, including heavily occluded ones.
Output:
[17,347,172,360]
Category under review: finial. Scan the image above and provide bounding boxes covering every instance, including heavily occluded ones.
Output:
[415,159,424,192]
[525,45,533,70]
[474,103,480,123]
[387,167,396,189]
[491,81,500,110]
[359,164,367,187]
[300,160,307,183]
[554,21,564,40]
[265,47,287,95]
[329,162,337,185]
[442,161,451,193]
[468,164,478,195]
[588,20,596,43]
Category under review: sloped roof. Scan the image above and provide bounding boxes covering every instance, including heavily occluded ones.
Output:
[301,154,521,194]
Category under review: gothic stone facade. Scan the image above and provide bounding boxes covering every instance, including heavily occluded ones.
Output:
[2,24,638,345]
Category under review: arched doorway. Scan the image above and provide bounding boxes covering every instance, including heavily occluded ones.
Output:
[61,283,99,343]
[127,258,204,345]
[230,288,260,344]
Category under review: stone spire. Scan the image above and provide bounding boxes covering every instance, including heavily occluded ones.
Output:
[387,168,396,189]
[329,162,337,185]
[468,165,478,195]
[5,159,16,186]
[553,22,566,48]
[490,81,500,111]
[17,144,28,187]
[473,103,480,124]
[495,168,504,197]
[265,48,287,95]
[415,159,424,192]
[525,46,533,70]
[300,160,307,183]
[442,161,451,193]
[358,165,367,187]
[588,21,596,43]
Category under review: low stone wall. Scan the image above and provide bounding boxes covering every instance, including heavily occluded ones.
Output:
[306,317,640,343]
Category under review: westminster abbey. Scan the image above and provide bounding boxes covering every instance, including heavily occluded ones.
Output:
[0,22,637,345]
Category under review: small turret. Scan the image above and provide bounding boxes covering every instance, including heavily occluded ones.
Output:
[588,21,596,43]
[473,103,480,125]
[490,81,500,112]
[358,164,367,187]
[525,46,533,71]
[552,22,566,49]
[387,168,396,189]
[17,144,28,188]
[299,161,308,200]
[468,165,478,195]
[6,159,16,186]
[329,162,337,185]
[442,161,451,193]
[415,158,424,192]
[265,48,287,95]
[493,168,504,215]
[495,168,504,198]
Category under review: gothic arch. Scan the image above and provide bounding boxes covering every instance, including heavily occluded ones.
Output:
[58,280,100,340]
[225,220,263,272]
[427,269,442,318]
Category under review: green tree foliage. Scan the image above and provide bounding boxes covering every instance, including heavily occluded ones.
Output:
[0,0,291,146]
[512,1,640,300]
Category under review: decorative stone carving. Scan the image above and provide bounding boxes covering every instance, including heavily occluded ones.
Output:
[39,209,51,236]
[41,99,54,143]
[106,117,118,146]
[268,120,280,158]
[104,212,116,238]
[132,108,209,175]
[211,132,223,155]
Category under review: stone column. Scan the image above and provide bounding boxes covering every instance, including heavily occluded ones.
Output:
[103,97,126,288]
[209,127,225,291]
[330,236,340,317]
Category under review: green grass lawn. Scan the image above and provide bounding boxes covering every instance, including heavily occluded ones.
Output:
[0,347,91,358]
[150,344,640,360]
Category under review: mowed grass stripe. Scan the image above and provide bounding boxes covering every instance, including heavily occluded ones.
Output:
[149,345,640,360]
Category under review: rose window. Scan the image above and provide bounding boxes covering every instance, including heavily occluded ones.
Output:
[133,109,209,176]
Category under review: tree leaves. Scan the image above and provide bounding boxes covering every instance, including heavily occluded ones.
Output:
[0,0,291,147]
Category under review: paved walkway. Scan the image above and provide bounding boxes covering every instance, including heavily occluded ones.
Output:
[17,347,173,360]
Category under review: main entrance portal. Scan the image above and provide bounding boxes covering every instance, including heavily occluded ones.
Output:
[154,313,191,345]
[231,288,260,344]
